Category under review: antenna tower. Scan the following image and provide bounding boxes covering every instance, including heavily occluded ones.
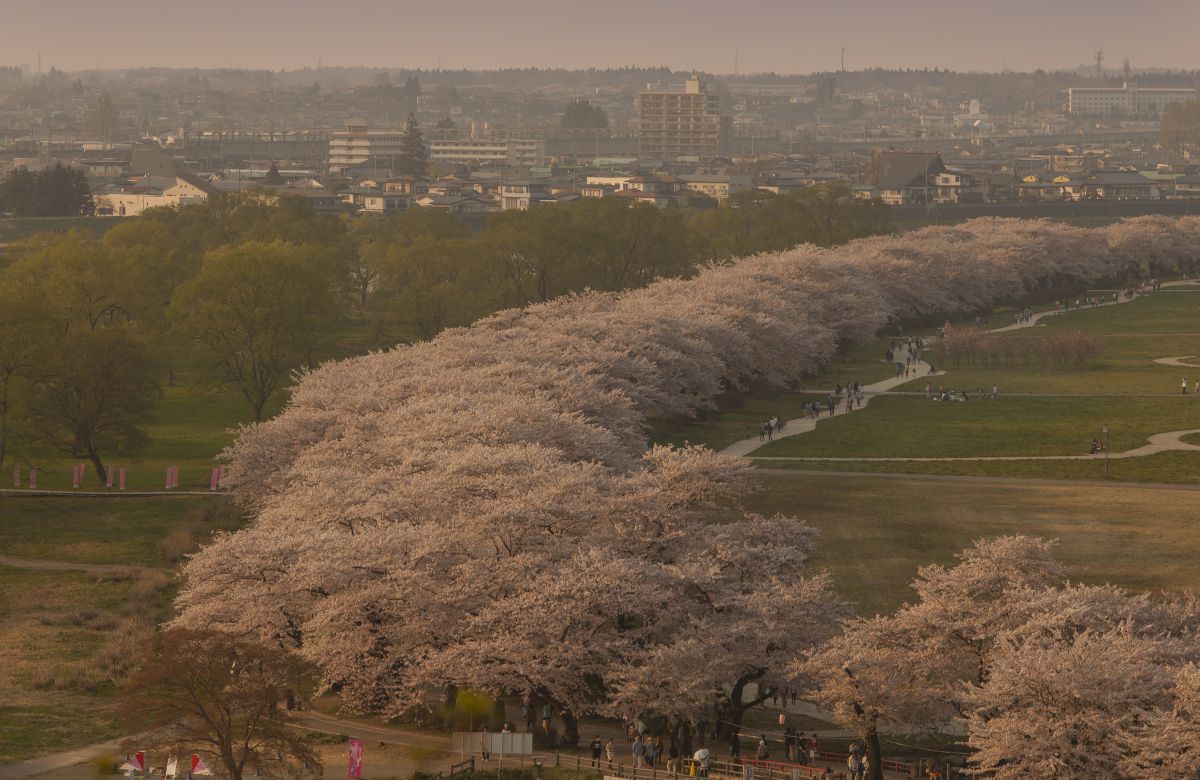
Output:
[1093,48,1104,80]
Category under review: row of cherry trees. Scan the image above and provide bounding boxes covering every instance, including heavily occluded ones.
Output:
[176,216,1200,764]
[805,536,1200,779]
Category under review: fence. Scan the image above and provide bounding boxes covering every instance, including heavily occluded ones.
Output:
[449,748,926,780]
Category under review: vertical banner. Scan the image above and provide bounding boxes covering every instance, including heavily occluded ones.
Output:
[210,467,218,491]
[166,467,171,490]
[12,466,19,487]
[29,469,37,489]
[106,465,114,488]
[119,468,126,491]
[348,738,364,779]
[72,464,81,488]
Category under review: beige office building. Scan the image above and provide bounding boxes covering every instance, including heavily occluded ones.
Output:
[638,74,729,159]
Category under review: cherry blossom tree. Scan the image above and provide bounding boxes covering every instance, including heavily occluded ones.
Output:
[177,215,1200,748]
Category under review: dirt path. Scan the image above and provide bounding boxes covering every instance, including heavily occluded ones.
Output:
[1155,356,1200,368]
[0,554,153,574]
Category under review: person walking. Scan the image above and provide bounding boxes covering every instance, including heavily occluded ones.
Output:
[755,735,770,760]
[481,726,491,762]
[808,734,818,764]
[605,737,616,769]
[847,752,864,780]
[633,736,646,768]
[590,736,603,768]
[667,741,680,774]
[729,732,741,760]
[645,736,657,768]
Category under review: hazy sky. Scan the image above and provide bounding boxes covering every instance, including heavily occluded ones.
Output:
[4,0,1198,75]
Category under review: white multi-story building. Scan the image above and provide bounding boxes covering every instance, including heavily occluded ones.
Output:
[329,124,408,172]
[1068,84,1196,116]
[428,139,545,168]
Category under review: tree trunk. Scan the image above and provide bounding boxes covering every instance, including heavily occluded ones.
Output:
[561,708,579,747]
[865,722,884,780]
[86,448,106,486]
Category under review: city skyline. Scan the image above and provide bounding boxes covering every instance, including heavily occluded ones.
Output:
[4,0,1199,75]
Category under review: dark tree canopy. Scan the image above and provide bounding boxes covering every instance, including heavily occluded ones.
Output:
[562,97,609,129]
[395,112,428,176]
[0,163,93,217]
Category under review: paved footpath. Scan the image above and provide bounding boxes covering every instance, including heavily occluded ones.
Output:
[721,342,939,457]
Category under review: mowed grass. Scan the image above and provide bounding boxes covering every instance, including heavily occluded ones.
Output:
[755,451,1200,485]
[0,495,242,566]
[751,395,1200,458]
[745,473,1200,615]
[919,291,1200,394]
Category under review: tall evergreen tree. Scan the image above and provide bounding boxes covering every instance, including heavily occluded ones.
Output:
[396,113,427,176]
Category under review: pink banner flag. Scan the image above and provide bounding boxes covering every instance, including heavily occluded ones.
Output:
[166,467,171,489]
[209,468,218,491]
[12,466,19,487]
[119,468,126,491]
[173,465,180,488]
[106,465,114,488]
[29,469,36,489]
[348,738,364,779]
[72,464,81,489]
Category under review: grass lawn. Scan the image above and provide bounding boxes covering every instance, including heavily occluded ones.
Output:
[0,495,242,566]
[751,395,1200,459]
[754,450,1200,485]
[916,291,1200,395]
[745,473,1200,615]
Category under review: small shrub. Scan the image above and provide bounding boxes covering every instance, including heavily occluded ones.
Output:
[93,755,123,775]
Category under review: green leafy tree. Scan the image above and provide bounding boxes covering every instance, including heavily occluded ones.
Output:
[29,328,159,483]
[395,112,427,176]
[171,241,342,421]
[381,237,485,340]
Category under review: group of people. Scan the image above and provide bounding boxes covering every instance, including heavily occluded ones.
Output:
[1013,307,1034,324]
[781,729,820,765]
[844,742,873,780]
[1182,379,1200,395]
[926,383,998,402]
[758,415,785,441]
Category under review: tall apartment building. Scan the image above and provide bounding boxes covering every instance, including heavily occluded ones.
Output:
[1068,84,1196,116]
[638,74,729,160]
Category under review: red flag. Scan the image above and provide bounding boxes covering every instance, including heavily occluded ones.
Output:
[349,738,364,779]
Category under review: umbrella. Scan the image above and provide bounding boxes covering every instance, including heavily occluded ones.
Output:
[693,749,711,761]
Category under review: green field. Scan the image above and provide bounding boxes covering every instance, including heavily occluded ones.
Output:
[752,395,1200,459]
[919,291,1200,394]
[746,473,1200,615]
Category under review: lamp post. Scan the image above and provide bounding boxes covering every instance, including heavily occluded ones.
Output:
[1103,423,1110,479]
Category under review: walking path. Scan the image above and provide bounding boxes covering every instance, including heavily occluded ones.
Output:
[0,554,152,574]
[722,344,939,457]
[722,282,1198,460]
[1155,356,1200,368]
